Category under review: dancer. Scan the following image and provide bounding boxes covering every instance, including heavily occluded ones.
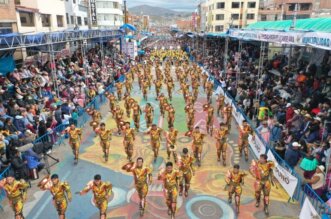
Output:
[0,175,29,219]
[123,121,135,161]
[38,174,72,219]
[239,120,253,161]
[225,164,247,213]
[145,124,163,162]
[98,123,112,162]
[122,157,152,216]
[158,162,182,219]
[214,123,229,166]
[66,124,82,164]
[178,148,195,197]
[165,125,178,162]
[79,174,113,219]
[250,154,275,215]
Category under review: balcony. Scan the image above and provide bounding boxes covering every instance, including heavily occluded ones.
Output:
[259,8,281,15]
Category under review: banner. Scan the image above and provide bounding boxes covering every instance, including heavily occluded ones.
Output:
[229,29,302,45]
[267,150,298,198]
[302,32,331,51]
[248,134,266,158]
[299,197,320,219]
[229,28,331,51]
[90,0,97,26]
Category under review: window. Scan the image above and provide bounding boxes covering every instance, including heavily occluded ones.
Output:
[232,2,240,8]
[247,2,256,8]
[19,12,35,27]
[216,2,225,9]
[288,4,296,11]
[77,16,82,25]
[0,23,12,34]
[215,25,224,32]
[113,2,118,8]
[84,17,88,25]
[57,15,64,27]
[0,0,9,4]
[300,3,311,11]
[70,15,74,24]
[41,14,50,27]
[66,13,69,24]
[73,0,76,3]
[246,13,255,20]
[216,14,224,20]
[261,15,267,21]
[231,14,239,20]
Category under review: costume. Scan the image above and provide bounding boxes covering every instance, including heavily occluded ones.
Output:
[80,181,113,217]
[123,163,152,216]
[191,131,205,166]
[215,126,229,165]
[38,177,72,217]
[158,169,182,218]
[225,169,247,213]
[67,127,82,162]
[0,179,29,218]
[178,154,195,197]
[239,124,253,161]
[123,128,135,161]
[166,129,178,162]
[148,128,162,161]
[250,160,275,214]
[98,128,112,161]
[144,105,154,129]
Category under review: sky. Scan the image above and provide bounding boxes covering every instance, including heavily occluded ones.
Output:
[127,0,200,11]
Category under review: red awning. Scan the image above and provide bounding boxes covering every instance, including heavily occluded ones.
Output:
[16,5,39,13]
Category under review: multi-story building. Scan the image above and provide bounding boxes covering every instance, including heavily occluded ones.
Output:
[15,0,68,33]
[206,0,260,32]
[197,1,208,32]
[312,0,331,17]
[0,0,18,34]
[95,0,123,29]
[142,15,149,31]
[64,0,89,30]
[259,0,317,21]
[176,20,193,32]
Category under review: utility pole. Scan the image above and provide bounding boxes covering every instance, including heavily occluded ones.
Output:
[124,0,127,24]
[87,0,92,29]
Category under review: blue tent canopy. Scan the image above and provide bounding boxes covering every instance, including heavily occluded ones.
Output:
[120,23,137,31]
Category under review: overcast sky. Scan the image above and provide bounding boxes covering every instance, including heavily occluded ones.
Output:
[127,0,200,11]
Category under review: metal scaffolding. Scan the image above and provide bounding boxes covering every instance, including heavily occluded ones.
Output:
[0,29,123,51]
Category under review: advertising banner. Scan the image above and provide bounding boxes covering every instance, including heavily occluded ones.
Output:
[267,151,298,198]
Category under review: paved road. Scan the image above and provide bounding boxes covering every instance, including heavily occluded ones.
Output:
[1,64,300,219]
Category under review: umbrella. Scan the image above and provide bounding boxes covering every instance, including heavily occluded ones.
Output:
[120,23,137,31]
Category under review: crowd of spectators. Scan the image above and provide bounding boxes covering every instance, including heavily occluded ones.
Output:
[0,43,129,181]
[185,36,331,201]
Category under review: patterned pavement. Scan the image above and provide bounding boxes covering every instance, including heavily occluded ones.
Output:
[1,65,301,219]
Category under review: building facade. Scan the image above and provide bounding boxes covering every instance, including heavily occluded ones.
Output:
[15,0,68,33]
[206,0,260,32]
[312,0,331,17]
[95,0,123,29]
[64,0,89,30]
[197,1,208,32]
[0,0,18,34]
[259,0,316,21]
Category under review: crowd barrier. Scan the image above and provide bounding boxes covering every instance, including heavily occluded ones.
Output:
[0,80,116,209]
[213,78,331,217]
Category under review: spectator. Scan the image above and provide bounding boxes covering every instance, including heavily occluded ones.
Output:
[300,147,319,179]
[23,148,44,173]
[304,165,325,198]
[257,120,271,144]
[284,142,301,168]
[11,150,28,180]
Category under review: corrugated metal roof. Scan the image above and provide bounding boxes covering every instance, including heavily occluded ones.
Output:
[246,18,331,33]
